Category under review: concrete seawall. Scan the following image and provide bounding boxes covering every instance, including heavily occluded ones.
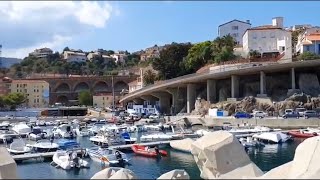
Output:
[0,148,18,179]
[166,115,320,129]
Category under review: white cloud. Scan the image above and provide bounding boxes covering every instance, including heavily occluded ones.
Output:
[2,35,72,59]
[0,1,115,58]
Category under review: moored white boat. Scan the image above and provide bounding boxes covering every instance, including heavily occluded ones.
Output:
[27,139,59,152]
[12,122,31,137]
[52,124,76,139]
[86,147,129,167]
[52,150,89,170]
[140,133,174,142]
[252,132,292,144]
[27,126,48,141]
[6,139,32,155]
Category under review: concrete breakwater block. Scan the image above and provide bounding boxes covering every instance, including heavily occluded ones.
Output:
[0,148,18,179]
[170,138,194,153]
[91,167,137,179]
[190,131,263,179]
[157,169,190,179]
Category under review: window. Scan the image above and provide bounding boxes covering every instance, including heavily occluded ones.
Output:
[270,32,275,38]
[232,33,238,37]
[34,99,36,103]
[232,26,238,30]
[281,46,285,51]
[17,84,19,88]
[102,97,104,100]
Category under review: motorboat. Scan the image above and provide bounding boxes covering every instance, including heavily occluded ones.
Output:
[0,121,10,130]
[121,132,137,144]
[140,133,174,142]
[126,124,147,133]
[36,120,46,126]
[46,121,55,126]
[89,135,110,146]
[26,139,59,152]
[27,126,48,141]
[12,122,31,137]
[52,124,76,139]
[75,127,90,137]
[52,149,89,170]
[91,118,98,123]
[72,119,80,124]
[56,139,80,150]
[252,132,292,144]
[131,144,167,158]
[0,130,19,143]
[88,122,105,135]
[288,128,320,138]
[6,139,32,155]
[239,137,265,148]
[86,147,129,167]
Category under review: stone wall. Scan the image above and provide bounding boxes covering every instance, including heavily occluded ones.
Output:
[0,148,18,179]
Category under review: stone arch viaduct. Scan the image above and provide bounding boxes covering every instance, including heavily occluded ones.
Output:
[26,75,137,105]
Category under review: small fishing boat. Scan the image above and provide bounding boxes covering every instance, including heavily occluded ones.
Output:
[131,144,167,158]
[288,128,320,138]
[6,139,32,155]
[27,139,59,152]
[52,150,89,170]
[52,124,76,139]
[252,132,292,144]
[86,147,129,167]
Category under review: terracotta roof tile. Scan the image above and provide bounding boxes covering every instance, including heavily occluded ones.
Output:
[306,33,320,41]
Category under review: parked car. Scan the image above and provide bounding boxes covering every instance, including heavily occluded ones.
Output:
[149,114,160,119]
[304,110,320,119]
[234,112,252,119]
[282,112,300,119]
[251,111,267,118]
[296,107,306,117]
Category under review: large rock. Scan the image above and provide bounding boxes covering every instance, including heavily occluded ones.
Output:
[157,169,190,179]
[170,138,194,153]
[287,136,320,178]
[0,148,18,179]
[190,131,263,179]
[298,73,320,97]
[91,167,137,179]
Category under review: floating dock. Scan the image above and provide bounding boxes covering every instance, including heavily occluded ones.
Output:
[12,141,171,161]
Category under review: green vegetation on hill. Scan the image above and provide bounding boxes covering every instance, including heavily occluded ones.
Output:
[78,91,93,106]
[151,35,235,80]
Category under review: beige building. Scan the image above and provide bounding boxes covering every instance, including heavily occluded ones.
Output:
[6,80,50,108]
[63,51,87,62]
[29,47,53,58]
[93,93,120,108]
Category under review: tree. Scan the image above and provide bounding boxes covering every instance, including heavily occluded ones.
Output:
[211,35,236,63]
[184,41,213,72]
[152,42,192,79]
[297,52,320,60]
[3,92,26,110]
[78,91,93,106]
[143,70,157,86]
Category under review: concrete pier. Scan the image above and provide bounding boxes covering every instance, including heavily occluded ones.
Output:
[257,71,267,97]
[207,79,217,104]
[231,75,239,98]
[0,148,18,179]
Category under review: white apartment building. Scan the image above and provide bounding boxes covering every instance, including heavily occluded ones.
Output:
[242,17,292,60]
[296,27,320,55]
[29,48,53,58]
[218,19,251,45]
[63,51,87,62]
[111,52,127,64]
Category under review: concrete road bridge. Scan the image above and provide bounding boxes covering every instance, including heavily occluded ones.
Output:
[25,75,138,105]
[120,59,320,115]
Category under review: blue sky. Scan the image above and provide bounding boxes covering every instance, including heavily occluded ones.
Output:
[1,1,320,58]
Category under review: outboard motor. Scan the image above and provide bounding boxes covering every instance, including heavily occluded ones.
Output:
[155,146,161,159]
[115,151,125,167]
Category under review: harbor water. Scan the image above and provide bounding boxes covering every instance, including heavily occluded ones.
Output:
[15,136,304,179]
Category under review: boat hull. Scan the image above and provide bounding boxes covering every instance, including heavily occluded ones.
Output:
[131,144,167,158]
[288,131,318,138]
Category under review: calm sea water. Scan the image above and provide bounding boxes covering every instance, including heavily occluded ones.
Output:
[15,135,305,179]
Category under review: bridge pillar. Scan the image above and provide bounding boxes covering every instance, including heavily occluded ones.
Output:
[187,84,197,114]
[166,88,186,115]
[231,75,239,99]
[207,79,217,104]
[151,92,171,114]
[257,71,267,97]
[291,67,296,90]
